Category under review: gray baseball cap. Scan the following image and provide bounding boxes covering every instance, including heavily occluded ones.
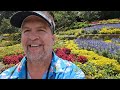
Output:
[10,11,55,31]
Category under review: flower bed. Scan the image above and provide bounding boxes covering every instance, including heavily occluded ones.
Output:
[63,40,120,79]
[55,48,87,63]
[82,23,120,34]
[3,54,24,65]
[1,39,120,79]
[75,38,120,62]
[0,44,24,60]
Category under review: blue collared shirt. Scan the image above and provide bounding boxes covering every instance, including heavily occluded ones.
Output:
[0,52,85,79]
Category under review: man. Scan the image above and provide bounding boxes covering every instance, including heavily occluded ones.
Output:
[0,11,85,79]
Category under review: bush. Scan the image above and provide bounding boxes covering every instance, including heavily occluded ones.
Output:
[92,30,98,34]
[55,48,88,63]
[75,62,120,79]
[0,40,19,47]
[103,36,110,41]
[98,18,120,24]
[70,22,91,29]
[92,36,100,40]
[0,44,24,60]
[3,54,24,65]
[6,33,21,43]
[0,18,19,34]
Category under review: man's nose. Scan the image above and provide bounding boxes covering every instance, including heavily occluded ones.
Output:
[28,33,39,41]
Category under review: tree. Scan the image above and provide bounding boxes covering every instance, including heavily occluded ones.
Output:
[99,11,120,20]
[77,11,101,22]
[0,11,16,25]
[52,11,78,32]
[0,18,19,34]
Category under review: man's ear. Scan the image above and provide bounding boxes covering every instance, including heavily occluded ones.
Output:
[52,34,55,41]
[52,35,56,46]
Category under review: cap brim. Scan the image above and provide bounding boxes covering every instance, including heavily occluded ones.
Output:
[10,11,51,28]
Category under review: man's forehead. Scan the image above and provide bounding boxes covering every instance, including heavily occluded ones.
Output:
[22,15,45,22]
[21,15,50,27]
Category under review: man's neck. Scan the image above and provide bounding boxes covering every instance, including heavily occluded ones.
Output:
[27,57,52,79]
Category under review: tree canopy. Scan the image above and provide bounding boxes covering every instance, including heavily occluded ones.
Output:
[0,11,120,34]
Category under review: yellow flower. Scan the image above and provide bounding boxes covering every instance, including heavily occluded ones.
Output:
[88,72,92,75]
[99,74,102,77]
[83,64,86,67]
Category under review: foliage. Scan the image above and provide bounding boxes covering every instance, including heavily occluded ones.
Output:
[1,12,120,79]
[78,11,101,22]
[0,18,19,34]
[53,38,65,51]
[103,36,110,41]
[69,22,91,30]
[0,11,15,25]
[99,27,120,34]
[0,44,24,59]
[75,62,120,79]
[4,33,21,42]
[98,18,120,24]
[104,40,112,43]
[1,38,120,79]
[52,11,78,32]
[58,29,82,38]
[0,40,18,47]
[99,11,120,20]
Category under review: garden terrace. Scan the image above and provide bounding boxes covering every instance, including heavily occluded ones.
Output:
[79,34,120,39]
[82,23,120,34]
[75,38,120,62]
[1,12,120,79]
[83,23,120,31]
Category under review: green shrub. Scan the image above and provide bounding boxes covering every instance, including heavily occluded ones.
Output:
[103,36,110,41]
[0,40,19,47]
[71,22,91,29]
[92,30,98,34]
[92,36,100,40]
[75,62,120,79]
[99,18,120,24]
[0,44,24,59]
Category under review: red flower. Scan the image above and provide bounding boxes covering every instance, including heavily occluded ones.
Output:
[77,56,88,64]
[55,48,88,63]
[3,54,24,65]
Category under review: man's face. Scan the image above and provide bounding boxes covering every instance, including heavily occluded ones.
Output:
[21,15,55,62]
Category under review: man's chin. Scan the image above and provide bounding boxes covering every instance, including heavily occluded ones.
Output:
[27,53,44,61]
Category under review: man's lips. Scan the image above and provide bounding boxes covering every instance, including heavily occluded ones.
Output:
[27,44,44,52]
[28,44,43,47]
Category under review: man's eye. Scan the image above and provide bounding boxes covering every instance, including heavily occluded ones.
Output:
[24,30,30,33]
[38,30,45,32]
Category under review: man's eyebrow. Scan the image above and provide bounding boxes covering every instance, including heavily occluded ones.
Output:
[22,26,47,30]
[36,27,47,29]
[21,27,30,29]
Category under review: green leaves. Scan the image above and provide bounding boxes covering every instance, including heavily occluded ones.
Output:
[0,18,19,34]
